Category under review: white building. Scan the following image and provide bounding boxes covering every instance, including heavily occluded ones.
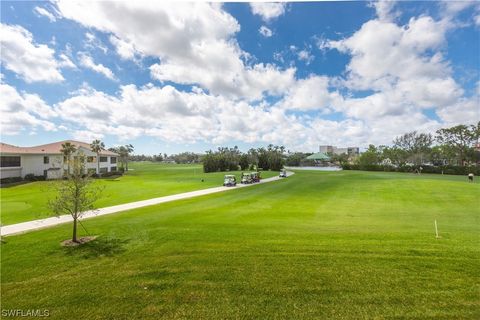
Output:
[0,140,119,180]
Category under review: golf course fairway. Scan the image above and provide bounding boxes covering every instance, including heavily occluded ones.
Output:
[1,169,479,319]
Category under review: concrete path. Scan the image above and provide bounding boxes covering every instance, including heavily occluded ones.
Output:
[1,172,294,237]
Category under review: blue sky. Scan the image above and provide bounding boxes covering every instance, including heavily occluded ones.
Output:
[1,1,479,155]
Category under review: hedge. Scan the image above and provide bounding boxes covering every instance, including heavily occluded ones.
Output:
[341,164,480,176]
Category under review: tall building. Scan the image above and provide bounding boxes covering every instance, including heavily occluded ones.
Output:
[319,145,359,156]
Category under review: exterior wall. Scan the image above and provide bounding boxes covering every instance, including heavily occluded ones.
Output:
[319,145,360,156]
[319,145,334,154]
[1,147,118,178]
[22,154,63,177]
[0,167,22,178]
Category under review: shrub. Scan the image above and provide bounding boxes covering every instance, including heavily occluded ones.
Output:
[24,174,46,181]
[0,176,23,185]
[101,171,123,178]
[341,163,480,176]
[24,173,36,181]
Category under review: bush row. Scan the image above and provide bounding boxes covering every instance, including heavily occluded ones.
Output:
[1,171,123,185]
[341,164,480,175]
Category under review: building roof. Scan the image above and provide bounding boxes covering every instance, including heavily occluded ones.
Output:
[0,140,118,156]
[306,152,331,161]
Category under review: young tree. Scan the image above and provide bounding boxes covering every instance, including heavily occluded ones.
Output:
[48,154,102,243]
[60,142,77,175]
[90,139,105,174]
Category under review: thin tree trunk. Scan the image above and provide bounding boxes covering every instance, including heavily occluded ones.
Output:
[97,152,100,174]
[72,216,78,243]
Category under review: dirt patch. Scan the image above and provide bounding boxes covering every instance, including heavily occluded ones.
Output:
[61,236,98,247]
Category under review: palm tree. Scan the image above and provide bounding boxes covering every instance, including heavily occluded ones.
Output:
[60,142,77,176]
[90,139,105,174]
[123,144,134,172]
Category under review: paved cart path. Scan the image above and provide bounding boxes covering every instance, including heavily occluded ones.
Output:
[1,172,294,236]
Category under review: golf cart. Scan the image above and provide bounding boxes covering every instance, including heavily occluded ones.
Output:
[251,172,261,183]
[241,172,253,184]
[279,169,287,178]
[223,175,237,187]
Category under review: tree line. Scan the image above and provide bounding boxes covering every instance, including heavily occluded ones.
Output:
[203,145,285,173]
[129,152,202,164]
[344,123,480,173]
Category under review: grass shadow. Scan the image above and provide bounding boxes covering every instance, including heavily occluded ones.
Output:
[62,236,130,259]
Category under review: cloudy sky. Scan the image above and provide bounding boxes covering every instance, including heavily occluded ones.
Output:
[1,1,479,154]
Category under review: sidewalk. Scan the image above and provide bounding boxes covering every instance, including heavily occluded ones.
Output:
[1,172,293,237]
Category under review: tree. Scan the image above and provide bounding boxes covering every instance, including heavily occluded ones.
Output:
[357,144,382,168]
[90,139,105,174]
[330,153,349,166]
[436,123,479,165]
[393,131,433,165]
[239,154,249,170]
[380,146,408,166]
[48,153,102,243]
[60,142,77,175]
[123,144,134,171]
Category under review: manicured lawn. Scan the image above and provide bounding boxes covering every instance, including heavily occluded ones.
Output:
[0,162,278,225]
[1,170,479,319]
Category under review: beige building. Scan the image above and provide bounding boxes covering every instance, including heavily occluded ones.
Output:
[319,145,359,156]
[0,140,119,179]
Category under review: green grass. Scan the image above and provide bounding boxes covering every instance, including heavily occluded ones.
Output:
[0,162,277,225]
[1,170,479,319]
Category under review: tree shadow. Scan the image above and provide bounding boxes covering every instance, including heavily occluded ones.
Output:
[62,236,130,259]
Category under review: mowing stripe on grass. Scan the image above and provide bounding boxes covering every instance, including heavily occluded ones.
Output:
[1,172,294,236]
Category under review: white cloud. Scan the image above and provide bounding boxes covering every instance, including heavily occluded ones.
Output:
[55,1,294,101]
[297,49,314,65]
[109,35,137,60]
[84,32,108,54]
[58,53,76,69]
[78,52,116,80]
[54,83,315,147]
[250,3,286,22]
[33,6,57,22]
[278,76,340,111]
[436,97,480,125]
[0,83,57,134]
[369,1,398,21]
[259,25,273,37]
[0,24,64,83]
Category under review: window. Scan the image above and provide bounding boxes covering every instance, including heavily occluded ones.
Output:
[99,156,108,162]
[110,166,117,172]
[88,168,96,174]
[44,156,49,164]
[1,156,21,167]
[87,156,96,163]
[100,167,108,173]
[44,170,48,177]
[110,157,117,164]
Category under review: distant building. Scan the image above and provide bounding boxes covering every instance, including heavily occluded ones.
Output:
[319,145,359,156]
[0,140,119,180]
